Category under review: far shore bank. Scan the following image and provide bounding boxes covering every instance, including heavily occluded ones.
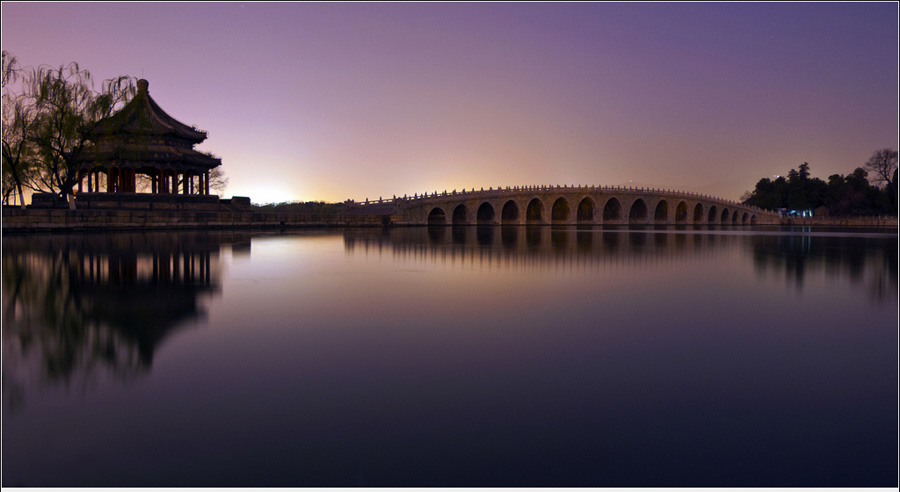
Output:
[2,206,895,234]
[778,216,898,228]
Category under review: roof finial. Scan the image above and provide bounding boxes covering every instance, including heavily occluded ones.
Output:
[137,79,149,94]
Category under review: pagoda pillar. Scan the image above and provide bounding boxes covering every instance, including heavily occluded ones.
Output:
[108,167,118,193]
[119,167,131,193]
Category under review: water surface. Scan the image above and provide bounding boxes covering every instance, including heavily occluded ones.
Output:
[2,226,897,487]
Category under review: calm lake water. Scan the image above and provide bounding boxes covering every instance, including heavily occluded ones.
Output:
[2,226,897,487]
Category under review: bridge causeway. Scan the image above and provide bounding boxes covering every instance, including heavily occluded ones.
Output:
[347,184,780,226]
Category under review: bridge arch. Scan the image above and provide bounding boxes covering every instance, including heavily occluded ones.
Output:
[501,200,519,224]
[477,202,496,224]
[654,200,669,223]
[552,197,570,223]
[398,188,775,226]
[675,201,687,223]
[629,198,648,223]
[526,198,545,224]
[603,197,622,223]
[428,207,447,225]
[577,197,596,223]
[452,204,468,225]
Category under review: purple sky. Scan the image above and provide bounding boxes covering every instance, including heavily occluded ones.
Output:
[2,2,897,204]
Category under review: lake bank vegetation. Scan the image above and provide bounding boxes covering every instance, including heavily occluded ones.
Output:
[250,200,347,214]
[741,148,898,216]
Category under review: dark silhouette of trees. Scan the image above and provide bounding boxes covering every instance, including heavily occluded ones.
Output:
[2,52,37,207]
[742,153,897,216]
[251,200,347,214]
[864,148,898,210]
[1,51,134,208]
[865,148,898,187]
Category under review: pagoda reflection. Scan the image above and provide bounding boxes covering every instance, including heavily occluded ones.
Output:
[2,231,247,412]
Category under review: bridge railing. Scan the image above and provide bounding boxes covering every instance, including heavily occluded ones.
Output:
[346,184,773,214]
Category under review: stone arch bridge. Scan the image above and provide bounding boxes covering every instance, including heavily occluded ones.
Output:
[349,185,779,226]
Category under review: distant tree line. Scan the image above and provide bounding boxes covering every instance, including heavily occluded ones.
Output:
[741,149,898,216]
[251,200,347,214]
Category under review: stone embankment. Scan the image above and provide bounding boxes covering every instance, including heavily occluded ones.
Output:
[1,207,391,233]
[2,192,896,232]
[5,206,896,232]
[779,216,897,228]
[1,194,390,233]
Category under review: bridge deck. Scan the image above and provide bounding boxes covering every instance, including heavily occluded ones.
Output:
[344,184,779,226]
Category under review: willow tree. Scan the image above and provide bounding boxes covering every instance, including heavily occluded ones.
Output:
[2,51,36,207]
[17,56,134,207]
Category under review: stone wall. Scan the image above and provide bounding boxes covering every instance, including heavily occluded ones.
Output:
[1,207,392,232]
[32,192,222,211]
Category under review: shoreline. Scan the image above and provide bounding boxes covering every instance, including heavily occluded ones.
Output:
[2,207,896,234]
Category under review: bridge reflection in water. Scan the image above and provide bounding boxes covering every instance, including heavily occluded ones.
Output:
[1,232,249,412]
[346,225,749,270]
[2,227,895,487]
[344,225,897,301]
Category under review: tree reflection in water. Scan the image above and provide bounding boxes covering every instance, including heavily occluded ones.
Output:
[750,230,898,301]
[1,232,244,412]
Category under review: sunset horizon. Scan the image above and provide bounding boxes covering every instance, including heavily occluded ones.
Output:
[2,2,896,205]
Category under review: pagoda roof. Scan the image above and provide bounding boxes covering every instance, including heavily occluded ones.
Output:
[92,79,208,143]
[78,142,222,170]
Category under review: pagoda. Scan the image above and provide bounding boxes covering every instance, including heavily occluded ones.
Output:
[76,79,221,196]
